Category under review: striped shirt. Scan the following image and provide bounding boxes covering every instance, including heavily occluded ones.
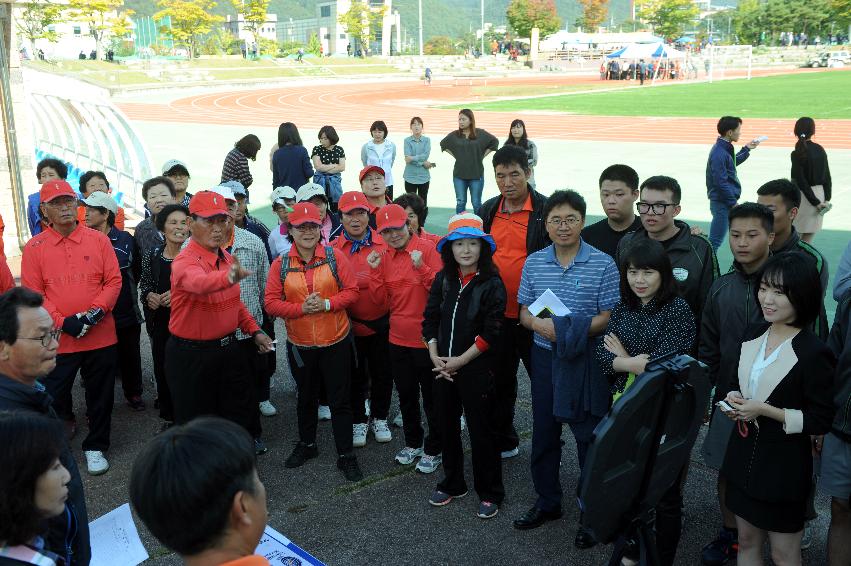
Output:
[221,147,253,188]
[518,239,620,350]
[229,227,269,340]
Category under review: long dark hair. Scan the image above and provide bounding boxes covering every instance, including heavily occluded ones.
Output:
[505,119,528,149]
[0,412,65,546]
[457,109,477,140]
[277,122,303,148]
[439,238,498,280]
[619,240,678,311]
[235,134,261,160]
[793,117,815,162]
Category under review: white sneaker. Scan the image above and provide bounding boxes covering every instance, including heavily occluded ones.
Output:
[395,446,424,465]
[318,405,331,421]
[258,400,277,417]
[416,453,443,474]
[353,423,368,447]
[371,419,392,442]
[364,399,371,418]
[392,412,404,427]
[85,450,109,475]
[501,447,520,459]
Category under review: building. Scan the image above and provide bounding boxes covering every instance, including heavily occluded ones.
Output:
[225,13,278,45]
[286,0,400,56]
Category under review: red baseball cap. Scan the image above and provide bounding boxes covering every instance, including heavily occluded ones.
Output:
[288,202,322,226]
[359,165,385,183]
[376,204,408,233]
[39,180,76,203]
[338,191,373,213]
[188,191,229,218]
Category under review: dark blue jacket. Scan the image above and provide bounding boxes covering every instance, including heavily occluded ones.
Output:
[108,227,143,329]
[271,145,314,190]
[705,137,750,205]
[552,314,610,422]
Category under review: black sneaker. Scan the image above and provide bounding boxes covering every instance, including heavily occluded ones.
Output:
[701,528,738,566]
[337,454,363,482]
[285,442,318,468]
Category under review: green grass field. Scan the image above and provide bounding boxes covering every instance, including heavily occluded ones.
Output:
[451,71,851,119]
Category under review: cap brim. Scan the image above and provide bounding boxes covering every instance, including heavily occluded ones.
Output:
[42,192,77,203]
[192,209,229,219]
[437,228,496,253]
[339,204,371,213]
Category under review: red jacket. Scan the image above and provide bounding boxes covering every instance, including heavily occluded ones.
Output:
[368,233,441,348]
[332,234,389,337]
[21,224,121,353]
[0,254,14,293]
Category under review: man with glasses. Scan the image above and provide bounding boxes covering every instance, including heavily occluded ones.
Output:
[21,180,122,476]
[617,175,719,331]
[165,191,274,435]
[0,287,91,565]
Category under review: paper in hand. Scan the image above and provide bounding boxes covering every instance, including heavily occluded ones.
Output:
[528,288,571,319]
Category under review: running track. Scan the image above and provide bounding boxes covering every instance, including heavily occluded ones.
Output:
[117,71,851,149]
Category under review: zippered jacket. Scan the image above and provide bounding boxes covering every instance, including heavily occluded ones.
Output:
[828,291,851,442]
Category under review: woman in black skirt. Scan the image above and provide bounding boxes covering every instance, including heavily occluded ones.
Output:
[720,252,835,565]
[790,117,832,244]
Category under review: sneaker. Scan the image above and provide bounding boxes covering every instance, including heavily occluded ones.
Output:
[258,400,277,417]
[371,419,392,443]
[285,442,319,468]
[364,399,371,418]
[84,451,109,475]
[395,446,424,465]
[429,489,467,507]
[254,438,268,456]
[126,396,146,411]
[701,528,738,566]
[416,453,443,474]
[318,405,331,421]
[477,501,499,519]
[353,423,368,447]
[392,412,404,427]
[501,447,520,459]
[800,522,813,550]
[337,454,363,482]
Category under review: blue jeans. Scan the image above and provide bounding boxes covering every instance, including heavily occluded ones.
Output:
[708,200,732,252]
[453,176,485,214]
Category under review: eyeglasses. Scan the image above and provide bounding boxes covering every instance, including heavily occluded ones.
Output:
[45,198,77,209]
[294,223,320,233]
[20,329,62,348]
[637,202,678,215]
[546,217,581,227]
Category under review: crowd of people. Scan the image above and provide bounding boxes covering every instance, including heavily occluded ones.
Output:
[0,110,849,566]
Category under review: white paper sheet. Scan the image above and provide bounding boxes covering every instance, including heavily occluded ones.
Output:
[256,525,325,565]
[528,288,571,317]
[89,503,149,566]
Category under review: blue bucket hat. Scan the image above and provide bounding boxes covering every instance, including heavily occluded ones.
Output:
[436,212,496,253]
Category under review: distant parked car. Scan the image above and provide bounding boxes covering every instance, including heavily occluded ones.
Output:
[807,50,850,67]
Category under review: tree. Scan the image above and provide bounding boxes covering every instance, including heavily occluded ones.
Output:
[307,32,321,55]
[229,0,270,41]
[16,1,63,52]
[834,0,851,28]
[68,0,134,60]
[506,0,562,38]
[635,0,698,41]
[155,0,224,58]
[338,1,387,56]
[577,0,609,31]
[424,35,462,55]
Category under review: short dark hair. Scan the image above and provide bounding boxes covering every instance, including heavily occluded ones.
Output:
[543,190,586,221]
[277,122,303,148]
[756,178,801,211]
[318,125,339,145]
[129,417,258,557]
[155,204,190,232]
[755,252,821,329]
[369,120,388,138]
[640,175,682,204]
[716,116,742,136]
[393,193,427,232]
[619,240,678,310]
[79,171,109,196]
[599,164,639,192]
[0,287,44,345]
[440,238,498,280]
[491,144,530,173]
[142,176,177,201]
[36,158,67,181]
[728,202,774,233]
[0,411,65,546]
[410,116,423,127]
[235,134,262,160]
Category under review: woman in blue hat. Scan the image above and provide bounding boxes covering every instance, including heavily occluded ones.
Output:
[422,212,507,519]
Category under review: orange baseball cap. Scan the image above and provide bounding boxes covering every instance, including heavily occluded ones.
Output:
[39,180,76,203]
[188,191,229,218]
[338,191,373,213]
[288,202,322,226]
[375,204,408,232]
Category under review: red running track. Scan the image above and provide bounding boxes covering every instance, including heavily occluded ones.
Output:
[117,70,851,149]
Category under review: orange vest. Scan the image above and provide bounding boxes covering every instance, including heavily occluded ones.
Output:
[282,256,351,348]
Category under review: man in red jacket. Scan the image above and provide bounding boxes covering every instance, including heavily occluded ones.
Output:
[21,180,122,476]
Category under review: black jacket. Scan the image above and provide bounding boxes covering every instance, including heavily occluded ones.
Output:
[772,228,830,340]
[790,141,832,206]
[828,291,851,442]
[422,270,506,373]
[0,377,90,566]
[479,188,550,256]
[721,326,835,503]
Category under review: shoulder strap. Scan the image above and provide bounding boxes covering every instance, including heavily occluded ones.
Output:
[279,254,295,299]
[325,246,343,290]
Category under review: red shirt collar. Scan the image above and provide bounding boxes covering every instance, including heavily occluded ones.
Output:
[186,238,228,268]
[44,222,84,244]
[288,244,327,262]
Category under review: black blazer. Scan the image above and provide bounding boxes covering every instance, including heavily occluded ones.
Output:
[721,325,835,503]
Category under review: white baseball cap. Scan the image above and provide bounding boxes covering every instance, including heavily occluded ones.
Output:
[270,186,297,206]
[220,180,247,197]
[209,184,236,202]
[161,159,190,176]
[82,191,118,215]
[296,182,327,203]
